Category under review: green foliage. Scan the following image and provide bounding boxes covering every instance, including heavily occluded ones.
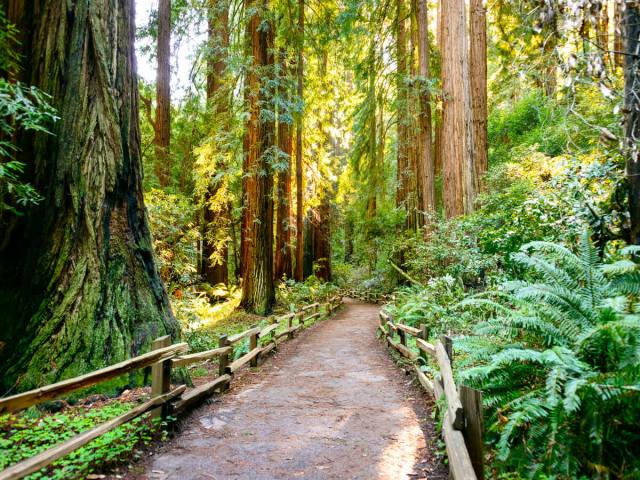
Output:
[459,233,640,478]
[276,277,339,311]
[0,403,166,479]
[0,9,57,216]
[145,189,200,287]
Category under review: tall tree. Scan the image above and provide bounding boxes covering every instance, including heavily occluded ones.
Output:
[275,52,294,280]
[240,0,276,314]
[624,3,640,244]
[614,0,623,68]
[294,0,305,282]
[416,0,435,218]
[469,0,487,190]
[203,0,230,286]
[441,0,474,217]
[396,0,410,225]
[155,0,172,187]
[0,0,178,389]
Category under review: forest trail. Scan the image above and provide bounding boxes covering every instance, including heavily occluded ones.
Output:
[127,299,446,480]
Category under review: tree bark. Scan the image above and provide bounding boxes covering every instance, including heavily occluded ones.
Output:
[624,3,640,244]
[203,0,230,286]
[295,0,305,282]
[441,0,474,218]
[155,0,172,187]
[396,0,410,225]
[240,0,276,314]
[312,200,332,282]
[469,0,487,191]
[275,52,294,281]
[0,0,178,390]
[615,0,623,69]
[416,0,435,218]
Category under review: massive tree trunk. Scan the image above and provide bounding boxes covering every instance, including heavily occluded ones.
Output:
[441,0,474,217]
[155,0,172,187]
[240,0,276,314]
[0,0,178,390]
[203,0,230,286]
[295,0,305,282]
[416,0,435,218]
[275,54,294,281]
[624,3,640,244]
[469,0,487,191]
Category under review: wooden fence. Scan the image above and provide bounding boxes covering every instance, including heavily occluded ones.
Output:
[378,309,484,480]
[342,288,391,304]
[0,296,343,480]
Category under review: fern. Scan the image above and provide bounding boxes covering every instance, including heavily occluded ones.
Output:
[460,232,640,478]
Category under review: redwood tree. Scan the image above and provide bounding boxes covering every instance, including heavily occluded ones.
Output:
[441,0,474,217]
[155,0,172,187]
[240,0,276,314]
[0,0,178,389]
[203,0,230,286]
[295,0,305,282]
[275,53,294,280]
[469,0,487,190]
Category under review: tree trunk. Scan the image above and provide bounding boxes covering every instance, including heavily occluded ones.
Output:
[396,0,410,224]
[312,200,332,282]
[203,0,230,286]
[434,0,443,179]
[0,0,178,390]
[416,0,435,218]
[615,0,623,69]
[275,53,294,281]
[240,0,276,315]
[295,0,305,282]
[155,0,172,187]
[441,0,474,217]
[469,0,487,191]
[624,3,640,244]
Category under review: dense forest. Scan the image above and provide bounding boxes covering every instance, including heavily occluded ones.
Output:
[1,0,640,478]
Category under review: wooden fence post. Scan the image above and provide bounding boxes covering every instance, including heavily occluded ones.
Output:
[460,385,484,480]
[288,314,294,339]
[151,335,171,419]
[419,323,429,364]
[218,334,230,391]
[398,329,407,347]
[249,331,259,368]
[441,335,453,363]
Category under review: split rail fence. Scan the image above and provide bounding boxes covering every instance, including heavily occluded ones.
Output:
[378,309,485,480]
[0,296,343,480]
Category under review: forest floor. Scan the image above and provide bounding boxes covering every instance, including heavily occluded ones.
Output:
[118,299,447,480]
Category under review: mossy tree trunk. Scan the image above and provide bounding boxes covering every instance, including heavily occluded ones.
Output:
[240,0,276,315]
[0,0,178,390]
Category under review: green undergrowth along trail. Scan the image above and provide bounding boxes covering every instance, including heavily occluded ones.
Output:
[0,402,169,479]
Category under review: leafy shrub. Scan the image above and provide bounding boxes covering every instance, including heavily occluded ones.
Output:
[0,402,166,479]
[459,234,640,478]
[145,189,200,288]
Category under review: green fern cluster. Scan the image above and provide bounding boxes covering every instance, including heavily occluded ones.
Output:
[460,232,640,478]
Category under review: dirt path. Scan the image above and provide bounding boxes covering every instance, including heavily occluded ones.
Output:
[129,299,446,480]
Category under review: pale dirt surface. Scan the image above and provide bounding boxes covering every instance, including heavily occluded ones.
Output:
[122,299,447,480]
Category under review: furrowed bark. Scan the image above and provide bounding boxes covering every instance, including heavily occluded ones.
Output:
[155,0,172,187]
[469,0,487,191]
[240,0,276,314]
[203,0,231,286]
[0,0,178,390]
[295,0,305,282]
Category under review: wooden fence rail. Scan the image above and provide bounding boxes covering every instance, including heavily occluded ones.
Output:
[0,296,344,480]
[378,309,484,480]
